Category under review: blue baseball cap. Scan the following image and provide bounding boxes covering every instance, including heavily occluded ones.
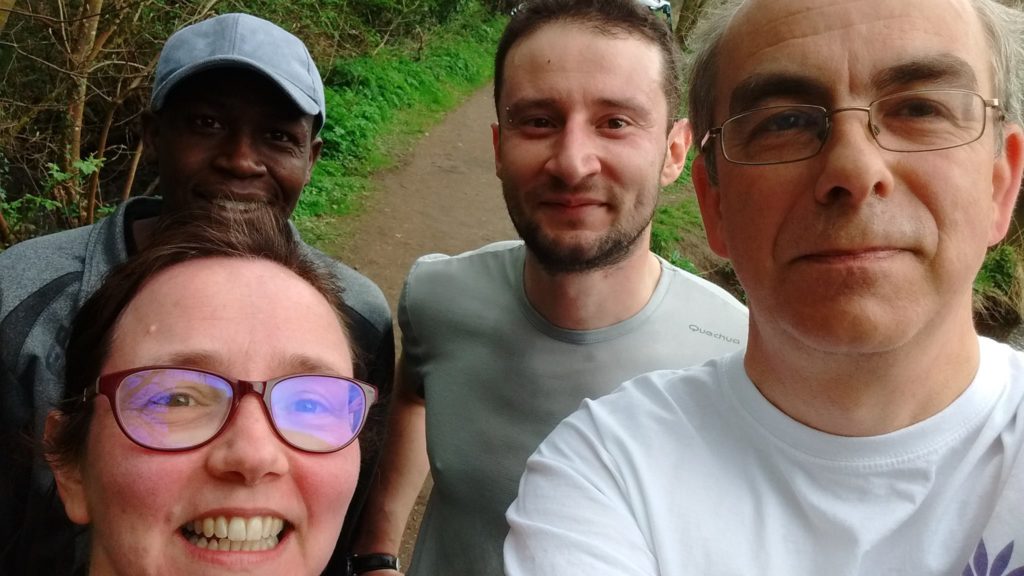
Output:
[151,13,326,132]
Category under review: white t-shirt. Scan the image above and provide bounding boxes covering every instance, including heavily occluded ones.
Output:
[506,337,1024,575]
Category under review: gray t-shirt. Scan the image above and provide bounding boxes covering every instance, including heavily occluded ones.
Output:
[399,240,749,575]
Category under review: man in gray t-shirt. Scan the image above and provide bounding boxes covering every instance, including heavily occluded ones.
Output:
[348,2,747,575]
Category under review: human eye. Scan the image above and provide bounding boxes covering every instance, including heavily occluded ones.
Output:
[878,93,956,121]
[288,397,333,414]
[148,391,200,408]
[599,117,632,131]
[519,116,558,131]
[189,114,223,131]
[266,122,305,145]
[273,379,345,419]
[733,107,823,146]
[755,108,820,134]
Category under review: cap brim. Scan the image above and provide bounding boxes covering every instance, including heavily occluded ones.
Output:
[151,57,321,118]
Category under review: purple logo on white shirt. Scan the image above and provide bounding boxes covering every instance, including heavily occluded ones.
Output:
[962,540,1024,576]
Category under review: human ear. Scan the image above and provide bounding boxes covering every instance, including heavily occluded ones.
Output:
[987,124,1024,245]
[692,154,730,258]
[660,118,693,186]
[44,412,90,525]
[306,136,324,185]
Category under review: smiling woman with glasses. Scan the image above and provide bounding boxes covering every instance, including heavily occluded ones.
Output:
[41,206,375,576]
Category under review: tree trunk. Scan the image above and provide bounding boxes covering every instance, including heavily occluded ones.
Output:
[122,138,144,202]
[85,102,116,224]
[58,0,104,224]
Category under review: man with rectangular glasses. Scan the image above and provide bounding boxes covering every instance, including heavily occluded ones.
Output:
[350,0,748,574]
[505,0,1024,573]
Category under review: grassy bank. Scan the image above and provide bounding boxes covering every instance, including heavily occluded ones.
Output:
[294,4,504,244]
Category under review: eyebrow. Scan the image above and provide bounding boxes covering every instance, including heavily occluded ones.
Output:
[152,351,344,378]
[176,95,310,125]
[870,54,979,92]
[728,73,832,115]
[505,96,654,122]
[283,353,346,377]
[727,55,981,117]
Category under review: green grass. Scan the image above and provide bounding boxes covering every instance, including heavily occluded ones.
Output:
[294,4,504,240]
[651,150,706,275]
[651,188,702,274]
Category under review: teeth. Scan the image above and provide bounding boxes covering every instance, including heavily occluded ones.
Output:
[203,517,215,538]
[214,517,228,539]
[246,517,263,541]
[262,515,273,538]
[228,517,246,541]
[183,514,287,552]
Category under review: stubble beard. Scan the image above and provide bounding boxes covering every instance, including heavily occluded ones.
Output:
[503,181,656,276]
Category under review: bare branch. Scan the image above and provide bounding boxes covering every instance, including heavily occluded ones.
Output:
[121,137,143,202]
[0,40,85,77]
[0,0,148,27]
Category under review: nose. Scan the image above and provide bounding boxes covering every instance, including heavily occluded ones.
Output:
[813,109,893,205]
[205,395,289,486]
[213,131,266,178]
[544,118,601,187]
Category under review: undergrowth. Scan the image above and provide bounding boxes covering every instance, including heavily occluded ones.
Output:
[294,4,504,244]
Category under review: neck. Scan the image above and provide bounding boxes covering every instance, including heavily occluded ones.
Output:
[744,302,981,437]
[522,241,662,330]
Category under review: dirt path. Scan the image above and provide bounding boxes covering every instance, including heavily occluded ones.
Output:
[324,83,516,567]
[328,83,516,308]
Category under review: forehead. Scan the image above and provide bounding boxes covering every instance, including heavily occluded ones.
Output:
[716,0,991,110]
[162,68,309,121]
[107,258,350,377]
[500,20,666,111]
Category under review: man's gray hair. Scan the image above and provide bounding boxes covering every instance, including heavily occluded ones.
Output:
[684,0,1024,182]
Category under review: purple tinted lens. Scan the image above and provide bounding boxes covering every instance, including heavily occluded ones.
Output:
[114,368,232,449]
[269,376,366,452]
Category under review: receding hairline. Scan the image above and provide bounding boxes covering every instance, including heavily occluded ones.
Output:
[712,0,995,109]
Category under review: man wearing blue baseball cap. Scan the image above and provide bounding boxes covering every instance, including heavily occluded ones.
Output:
[0,13,393,574]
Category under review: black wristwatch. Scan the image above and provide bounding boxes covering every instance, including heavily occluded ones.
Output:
[348,553,401,574]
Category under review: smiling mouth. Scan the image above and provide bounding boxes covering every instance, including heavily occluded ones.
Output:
[181,515,289,552]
